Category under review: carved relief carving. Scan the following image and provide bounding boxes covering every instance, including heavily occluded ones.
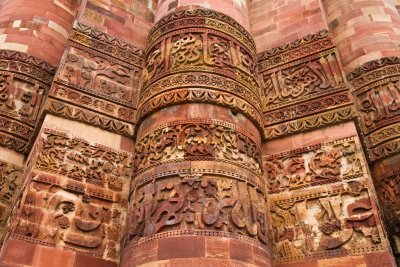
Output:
[374,170,400,254]
[0,50,55,153]
[58,50,140,107]
[258,29,332,72]
[140,8,262,129]
[126,173,268,246]
[269,181,385,264]
[134,119,262,175]
[45,99,134,137]
[69,23,144,67]
[46,34,143,135]
[264,138,363,193]
[0,159,23,244]
[258,31,354,139]
[348,57,400,161]
[13,129,132,261]
[148,9,256,53]
[36,21,146,137]
[264,106,356,139]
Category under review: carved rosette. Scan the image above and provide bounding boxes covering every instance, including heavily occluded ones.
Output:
[44,23,144,137]
[11,129,132,261]
[265,137,390,264]
[258,30,355,139]
[138,8,263,129]
[347,57,400,161]
[0,50,55,153]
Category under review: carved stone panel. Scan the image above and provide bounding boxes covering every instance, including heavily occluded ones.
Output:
[134,119,262,176]
[264,136,389,264]
[269,181,386,264]
[0,50,55,153]
[11,129,132,262]
[126,172,268,247]
[45,23,145,137]
[258,30,354,139]
[0,160,23,244]
[348,57,400,161]
[264,138,364,193]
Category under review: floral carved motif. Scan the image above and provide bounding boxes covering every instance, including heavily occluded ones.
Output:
[134,119,262,175]
[264,138,363,193]
[140,8,262,128]
[12,129,132,261]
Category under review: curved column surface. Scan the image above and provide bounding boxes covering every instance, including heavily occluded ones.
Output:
[0,0,80,65]
[121,8,271,267]
[321,0,400,73]
[325,0,400,262]
[155,0,250,30]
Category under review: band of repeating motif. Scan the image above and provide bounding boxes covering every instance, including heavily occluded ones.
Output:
[0,50,55,153]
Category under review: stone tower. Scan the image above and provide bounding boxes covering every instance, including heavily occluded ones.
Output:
[0,0,399,266]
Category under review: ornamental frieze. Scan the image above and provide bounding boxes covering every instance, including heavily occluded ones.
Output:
[12,129,132,262]
[258,31,354,140]
[69,22,144,67]
[0,50,55,153]
[269,180,387,264]
[257,29,333,71]
[374,169,400,254]
[134,119,262,175]
[264,106,356,139]
[126,172,268,247]
[264,137,364,193]
[137,88,264,128]
[348,57,400,161]
[140,8,262,129]
[46,30,143,135]
[148,9,256,53]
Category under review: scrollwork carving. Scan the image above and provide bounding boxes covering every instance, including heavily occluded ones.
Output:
[126,173,268,246]
[141,8,262,128]
[349,57,400,161]
[264,138,363,193]
[270,181,386,264]
[13,129,132,261]
[134,120,262,175]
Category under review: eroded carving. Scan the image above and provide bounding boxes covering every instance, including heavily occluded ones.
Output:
[134,120,262,175]
[264,138,363,193]
[127,173,268,246]
[270,181,386,264]
[13,129,132,261]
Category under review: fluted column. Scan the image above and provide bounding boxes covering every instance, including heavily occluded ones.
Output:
[322,0,400,262]
[121,6,271,266]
